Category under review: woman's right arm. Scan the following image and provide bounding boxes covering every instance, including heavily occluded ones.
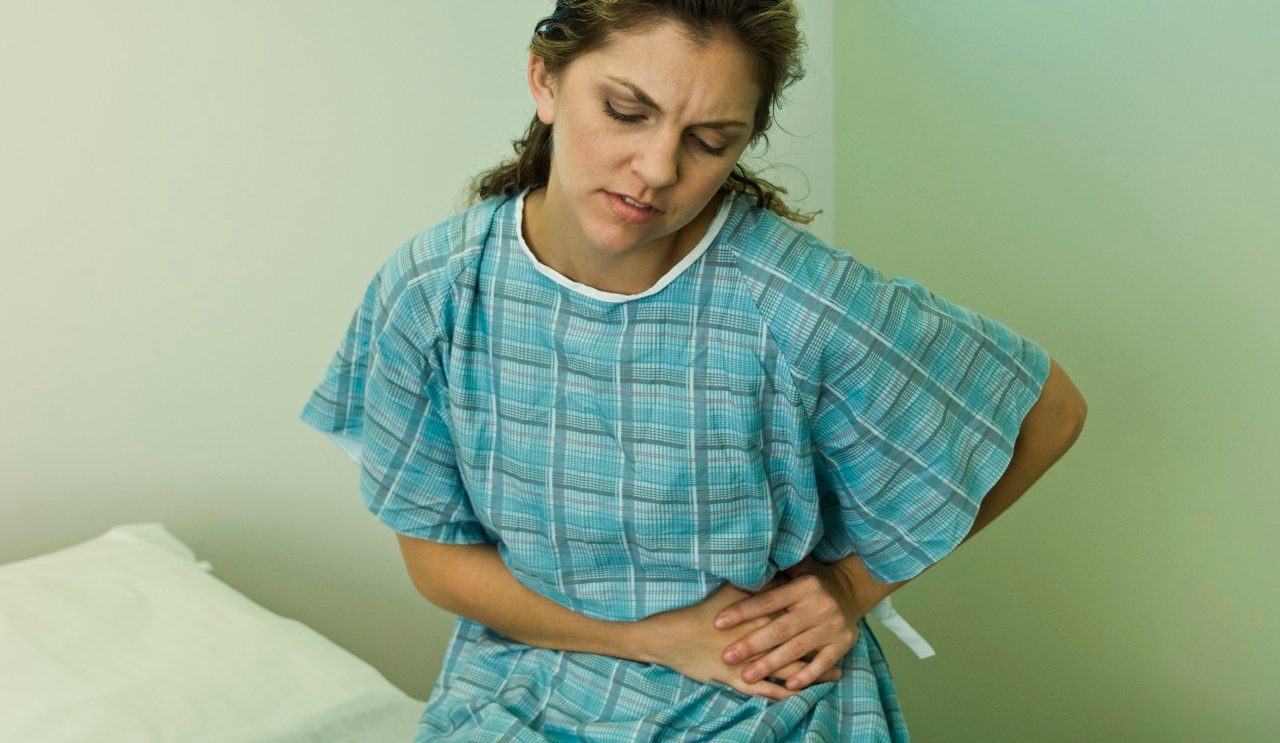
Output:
[395,534,645,659]
[394,534,840,700]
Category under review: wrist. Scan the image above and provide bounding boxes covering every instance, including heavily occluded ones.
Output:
[833,554,896,614]
[631,611,666,665]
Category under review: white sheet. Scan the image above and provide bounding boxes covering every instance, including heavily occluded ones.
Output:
[0,523,425,742]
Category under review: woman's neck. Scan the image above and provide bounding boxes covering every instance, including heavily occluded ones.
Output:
[522,186,723,295]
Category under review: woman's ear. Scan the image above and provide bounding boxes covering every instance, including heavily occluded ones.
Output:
[528,54,557,126]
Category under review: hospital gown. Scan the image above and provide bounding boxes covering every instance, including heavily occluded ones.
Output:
[299,185,1051,741]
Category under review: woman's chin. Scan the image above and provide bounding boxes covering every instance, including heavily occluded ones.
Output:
[584,217,654,253]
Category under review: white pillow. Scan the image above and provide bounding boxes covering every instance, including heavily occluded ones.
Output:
[0,523,425,742]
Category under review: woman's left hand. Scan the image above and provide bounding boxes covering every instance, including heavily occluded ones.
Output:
[714,556,872,690]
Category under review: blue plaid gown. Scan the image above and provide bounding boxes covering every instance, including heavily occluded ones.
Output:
[299,186,1051,741]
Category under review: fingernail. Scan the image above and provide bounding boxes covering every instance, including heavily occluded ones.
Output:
[744,667,759,682]
[714,615,729,628]
[725,649,740,663]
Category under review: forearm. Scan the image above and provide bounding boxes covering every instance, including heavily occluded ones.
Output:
[836,359,1087,606]
[398,539,649,662]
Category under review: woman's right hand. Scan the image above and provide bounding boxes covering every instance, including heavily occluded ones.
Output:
[640,578,843,701]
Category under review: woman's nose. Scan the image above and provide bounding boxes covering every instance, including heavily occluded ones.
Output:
[630,133,680,190]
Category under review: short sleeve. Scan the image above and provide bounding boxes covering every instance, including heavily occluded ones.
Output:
[807,257,1052,584]
[298,269,489,545]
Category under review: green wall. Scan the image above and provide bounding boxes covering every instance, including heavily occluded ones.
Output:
[834,2,1278,741]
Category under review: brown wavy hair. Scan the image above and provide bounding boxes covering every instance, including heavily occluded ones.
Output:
[464,0,820,224]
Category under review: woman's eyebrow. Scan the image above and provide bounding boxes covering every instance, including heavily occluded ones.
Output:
[605,75,750,130]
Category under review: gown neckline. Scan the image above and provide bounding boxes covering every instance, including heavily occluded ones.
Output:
[512,185,736,304]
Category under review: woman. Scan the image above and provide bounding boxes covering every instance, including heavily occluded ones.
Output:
[300,1,1087,740]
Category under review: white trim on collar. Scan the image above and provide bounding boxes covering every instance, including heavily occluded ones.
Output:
[513,186,735,303]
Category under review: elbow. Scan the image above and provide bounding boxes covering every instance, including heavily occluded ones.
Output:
[406,568,444,607]
[405,566,442,606]
[1027,357,1087,449]
[1064,395,1087,449]
[1053,369,1088,450]
[1060,364,1088,443]
[395,533,455,610]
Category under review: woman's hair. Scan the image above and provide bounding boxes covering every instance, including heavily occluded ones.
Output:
[464,0,819,224]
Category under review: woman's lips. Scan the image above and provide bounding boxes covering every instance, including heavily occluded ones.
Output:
[606,191,661,224]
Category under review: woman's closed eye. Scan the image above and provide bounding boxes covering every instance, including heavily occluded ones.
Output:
[602,99,728,158]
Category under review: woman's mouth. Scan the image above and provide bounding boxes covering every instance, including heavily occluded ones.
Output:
[605,191,661,224]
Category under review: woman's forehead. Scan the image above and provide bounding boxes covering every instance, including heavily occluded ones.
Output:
[565,23,759,115]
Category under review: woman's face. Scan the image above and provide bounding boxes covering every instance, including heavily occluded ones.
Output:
[528,21,760,258]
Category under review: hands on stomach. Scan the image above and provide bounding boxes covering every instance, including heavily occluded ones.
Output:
[644,559,865,701]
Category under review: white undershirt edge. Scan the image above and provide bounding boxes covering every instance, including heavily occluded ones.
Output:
[514,185,735,303]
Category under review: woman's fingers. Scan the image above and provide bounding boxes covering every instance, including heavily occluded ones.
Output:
[722,611,801,665]
[733,677,797,701]
[728,650,835,695]
[724,648,843,697]
[713,578,800,630]
[739,626,825,683]
[780,644,848,690]
[769,658,843,684]
[721,591,829,666]
[730,661,843,700]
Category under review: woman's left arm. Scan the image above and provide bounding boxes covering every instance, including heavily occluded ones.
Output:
[715,357,1088,689]
[841,356,1087,607]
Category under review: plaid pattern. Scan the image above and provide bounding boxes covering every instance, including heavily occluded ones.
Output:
[300,186,1051,741]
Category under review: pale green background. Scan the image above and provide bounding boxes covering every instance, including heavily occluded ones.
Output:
[1,1,1274,740]
[834,2,1277,741]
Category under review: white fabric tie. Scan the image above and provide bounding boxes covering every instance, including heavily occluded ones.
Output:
[867,596,936,659]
